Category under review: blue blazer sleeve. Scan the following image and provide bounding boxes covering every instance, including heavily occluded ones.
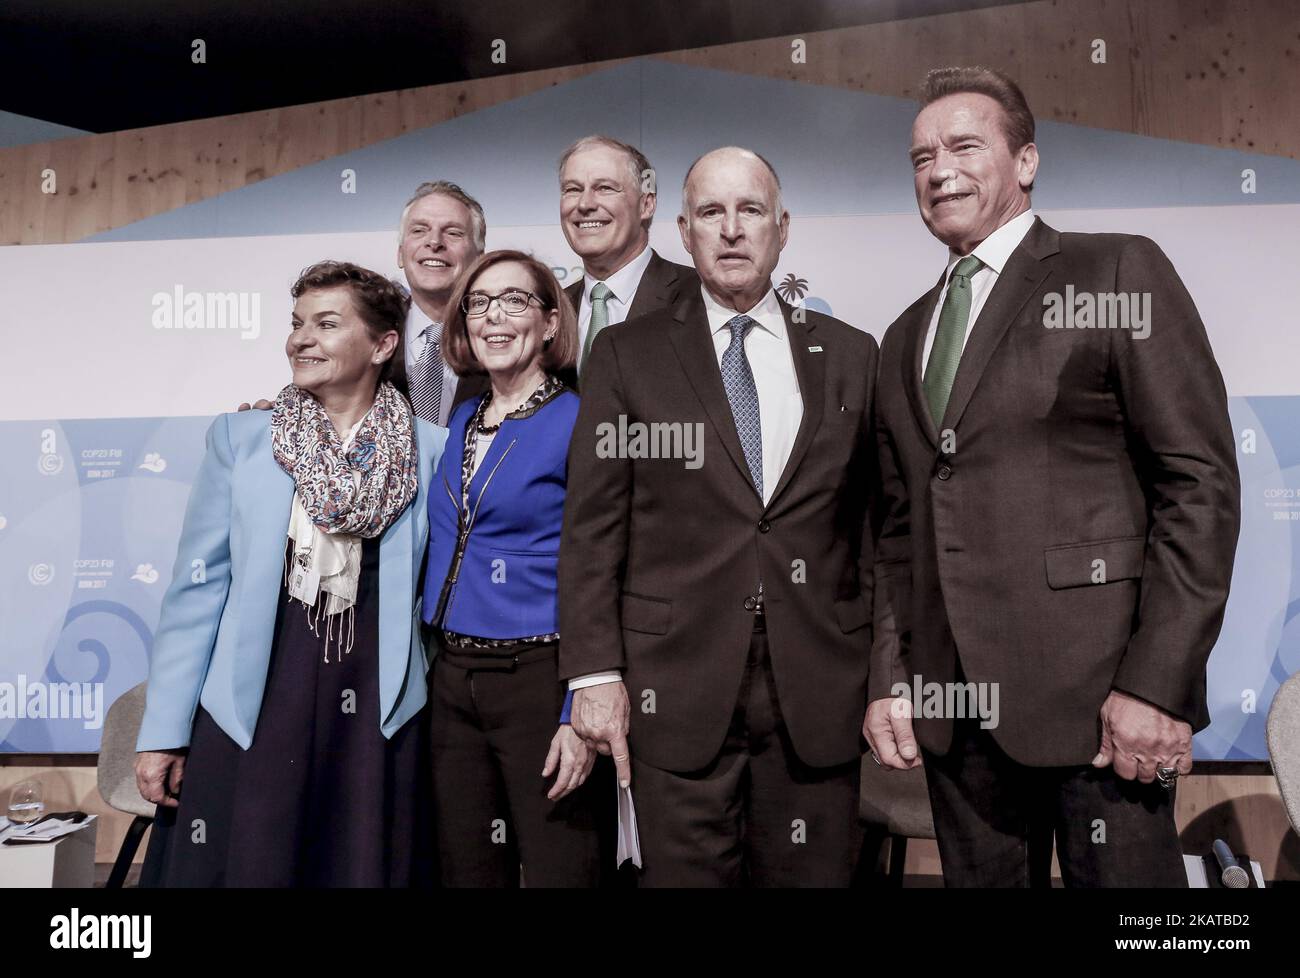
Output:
[135,414,237,751]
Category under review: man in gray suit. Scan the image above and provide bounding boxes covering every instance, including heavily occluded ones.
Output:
[865,66,1240,886]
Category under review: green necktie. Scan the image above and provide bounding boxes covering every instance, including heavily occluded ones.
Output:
[579,282,613,373]
[922,255,984,426]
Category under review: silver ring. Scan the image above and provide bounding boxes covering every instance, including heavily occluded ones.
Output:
[870,750,882,766]
[1156,765,1179,789]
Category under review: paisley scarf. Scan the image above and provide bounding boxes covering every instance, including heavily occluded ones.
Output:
[271,381,418,658]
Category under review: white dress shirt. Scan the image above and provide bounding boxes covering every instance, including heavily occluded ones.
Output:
[405,303,461,427]
[921,208,1036,371]
[568,282,803,694]
[577,243,655,354]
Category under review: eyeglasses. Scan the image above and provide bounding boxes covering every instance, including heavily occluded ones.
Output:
[461,289,548,317]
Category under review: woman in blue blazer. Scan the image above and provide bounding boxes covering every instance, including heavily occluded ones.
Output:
[423,250,601,886]
[134,261,447,887]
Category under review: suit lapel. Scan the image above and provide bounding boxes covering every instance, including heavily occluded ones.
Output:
[564,277,583,313]
[667,289,755,492]
[765,299,824,510]
[627,251,677,321]
[940,218,1059,432]
[903,275,947,447]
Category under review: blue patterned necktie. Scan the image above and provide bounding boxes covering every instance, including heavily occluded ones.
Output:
[721,314,763,498]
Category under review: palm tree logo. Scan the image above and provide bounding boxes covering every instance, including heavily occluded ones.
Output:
[777,273,809,303]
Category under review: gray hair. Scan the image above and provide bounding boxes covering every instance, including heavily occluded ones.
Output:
[400,181,486,253]
[680,147,785,224]
[558,134,655,196]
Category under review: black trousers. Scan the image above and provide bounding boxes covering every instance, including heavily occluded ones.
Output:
[429,641,602,887]
[922,714,1187,888]
[632,621,863,887]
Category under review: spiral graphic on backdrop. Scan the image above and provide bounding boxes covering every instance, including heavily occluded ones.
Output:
[44,599,155,688]
[37,452,64,475]
[27,563,54,585]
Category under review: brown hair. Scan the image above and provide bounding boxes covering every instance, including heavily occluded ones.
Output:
[290,260,411,395]
[441,250,578,377]
[920,66,1036,152]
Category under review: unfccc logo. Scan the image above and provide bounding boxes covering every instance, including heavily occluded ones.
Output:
[38,428,64,476]
[28,563,54,586]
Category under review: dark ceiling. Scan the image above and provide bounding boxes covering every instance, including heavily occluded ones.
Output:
[0,0,1020,133]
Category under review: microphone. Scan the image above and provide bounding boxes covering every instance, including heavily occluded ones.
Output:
[1212,839,1251,888]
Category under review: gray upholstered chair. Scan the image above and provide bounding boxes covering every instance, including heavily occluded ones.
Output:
[1267,671,1300,837]
[96,682,155,887]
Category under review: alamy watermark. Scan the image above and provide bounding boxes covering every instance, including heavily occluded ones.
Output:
[595,415,704,470]
[151,285,261,340]
[1042,286,1151,339]
[891,674,1000,729]
[0,676,104,730]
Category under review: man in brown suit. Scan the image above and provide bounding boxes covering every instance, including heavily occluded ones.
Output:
[865,67,1240,887]
[560,147,878,886]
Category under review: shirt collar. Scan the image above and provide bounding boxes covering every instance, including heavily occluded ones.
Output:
[946,208,1036,279]
[702,282,786,341]
[406,302,437,339]
[583,243,654,305]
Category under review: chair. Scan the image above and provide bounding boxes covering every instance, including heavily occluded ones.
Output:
[95,682,155,888]
[1267,671,1300,836]
[856,754,936,886]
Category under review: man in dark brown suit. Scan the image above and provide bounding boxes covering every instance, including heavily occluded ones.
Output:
[556,135,695,390]
[864,67,1240,887]
[559,146,877,886]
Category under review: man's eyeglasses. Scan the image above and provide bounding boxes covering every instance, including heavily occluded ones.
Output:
[461,289,548,317]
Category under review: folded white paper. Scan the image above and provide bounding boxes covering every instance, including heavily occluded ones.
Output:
[616,784,642,868]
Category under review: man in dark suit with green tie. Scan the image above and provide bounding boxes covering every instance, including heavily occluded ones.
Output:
[557,135,695,390]
[864,67,1240,886]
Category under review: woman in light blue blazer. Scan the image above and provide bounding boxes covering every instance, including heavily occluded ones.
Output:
[134,260,447,887]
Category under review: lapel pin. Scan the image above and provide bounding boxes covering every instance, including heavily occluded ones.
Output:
[808,345,823,353]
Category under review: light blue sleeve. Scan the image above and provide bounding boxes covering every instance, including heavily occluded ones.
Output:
[424,420,450,472]
[135,414,236,751]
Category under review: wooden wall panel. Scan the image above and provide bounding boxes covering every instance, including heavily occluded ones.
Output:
[659,0,1300,156]
[3,0,1297,246]
[0,61,624,245]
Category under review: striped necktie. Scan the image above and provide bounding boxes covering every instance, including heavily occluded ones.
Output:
[410,324,445,424]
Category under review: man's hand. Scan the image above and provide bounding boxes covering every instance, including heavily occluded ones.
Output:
[571,681,632,788]
[542,725,597,801]
[236,399,274,412]
[134,749,188,807]
[1093,689,1193,783]
[863,696,922,770]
